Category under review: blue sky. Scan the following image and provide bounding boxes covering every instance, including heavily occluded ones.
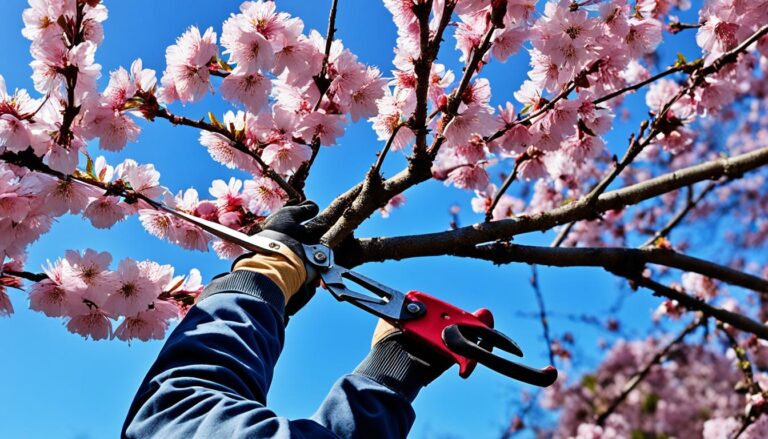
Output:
[0,1,705,438]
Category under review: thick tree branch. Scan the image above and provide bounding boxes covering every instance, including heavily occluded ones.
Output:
[451,243,768,294]
[351,146,768,265]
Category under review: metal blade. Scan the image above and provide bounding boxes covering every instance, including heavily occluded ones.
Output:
[158,205,265,253]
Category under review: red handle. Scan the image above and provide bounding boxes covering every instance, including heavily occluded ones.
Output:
[399,291,494,378]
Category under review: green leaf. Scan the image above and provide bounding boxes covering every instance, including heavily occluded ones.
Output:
[581,374,597,392]
[641,393,660,414]
[84,152,96,179]
[208,112,222,129]
[674,53,688,68]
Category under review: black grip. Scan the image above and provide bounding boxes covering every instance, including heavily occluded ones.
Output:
[443,324,558,387]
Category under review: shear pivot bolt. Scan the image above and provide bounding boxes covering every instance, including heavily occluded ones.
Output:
[406,302,423,314]
[268,242,280,250]
[313,251,327,262]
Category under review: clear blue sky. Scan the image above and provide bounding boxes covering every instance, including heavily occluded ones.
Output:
[0,1,703,438]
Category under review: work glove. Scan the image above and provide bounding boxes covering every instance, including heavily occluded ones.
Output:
[233,201,320,317]
[354,319,454,401]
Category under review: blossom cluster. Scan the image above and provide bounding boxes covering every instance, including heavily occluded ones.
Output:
[6,248,202,341]
[541,336,766,438]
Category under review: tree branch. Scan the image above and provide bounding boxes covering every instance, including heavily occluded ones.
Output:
[289,0,341,194]
[154,108,301,201]
[640,181,719,248]
[611,271,768,340]
[594,317,704,426]
[351,146,768,265]
[530,265,556,366]
[451,243,768,294]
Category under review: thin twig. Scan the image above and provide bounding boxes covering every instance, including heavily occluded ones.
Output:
[154,108,301,201]
[640,181,719,248]
[372,124,404,176]
[486,156,528,222]
[594,317,704,425]
[530,265,555,366]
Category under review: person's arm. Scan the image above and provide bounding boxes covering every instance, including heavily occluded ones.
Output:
[123,202,448,438]
[122,269,423,438]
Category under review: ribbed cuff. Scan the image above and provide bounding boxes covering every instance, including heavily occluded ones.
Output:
[353,339,434,402]
[198,271,286,318]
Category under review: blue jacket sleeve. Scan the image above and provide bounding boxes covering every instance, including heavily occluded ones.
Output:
[122,270,422,439]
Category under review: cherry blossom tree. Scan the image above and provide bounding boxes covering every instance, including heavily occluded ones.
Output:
[2,0,768,436]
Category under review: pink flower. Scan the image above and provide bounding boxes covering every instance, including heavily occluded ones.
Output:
[29,259,78,317]
[244,177,287,215]
[159,26,218,104]
[61,248,113,302]
[221,24,274,73]
[491,24,528,63]
[41,177,96,216]
[45,141,81,174]
[262,142,311,175]
[0,286,12,317]
[348,67,388,122]
[624,18,662,58]
[696,14,740,61]
[681,272,719,299]
[139,209,175,242]
[22,0,69,44]
[297,111,346,146]
[220,71,270,113]
[370,87,416,151]
[379,194,406,218]
[66,307,112,340]
[115,159,167,201]
[213,239,247,260]
[0,76,40,153]
[102,258,163,316]
[0,166,32,223]
[445,164,490,191]
[518,151,548,181]
[114,299,179,342]
[83,196,126,229]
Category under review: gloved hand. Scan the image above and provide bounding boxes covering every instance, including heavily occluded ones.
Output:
[233,201,320,317]
[354,319,454,401]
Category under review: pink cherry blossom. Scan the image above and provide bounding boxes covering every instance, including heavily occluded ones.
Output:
[102,258,162,316]
[28,259,78,317]
[114,159,167,202]
[220,71,270,113]
[83,195,125,229]
[159,26,218,104]
[0,286,13,317]
[243,177,286,215]
[114,299,178,342]
[66,307,112,340]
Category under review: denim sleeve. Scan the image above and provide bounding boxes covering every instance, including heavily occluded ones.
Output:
[122,270,420,439]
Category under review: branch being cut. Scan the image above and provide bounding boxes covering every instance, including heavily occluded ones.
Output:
[351,146,768,265]
[289,0,341,194]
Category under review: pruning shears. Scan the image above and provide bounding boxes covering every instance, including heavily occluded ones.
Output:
[161,206,558,387]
